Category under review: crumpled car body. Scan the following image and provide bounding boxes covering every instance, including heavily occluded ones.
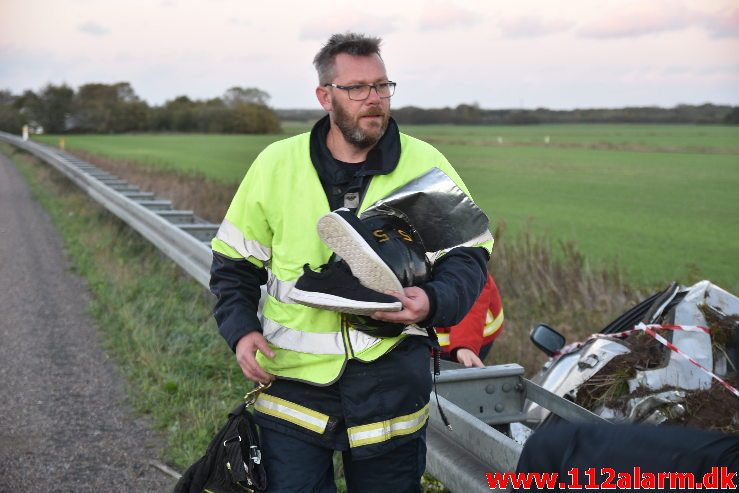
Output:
[524,280,739,427]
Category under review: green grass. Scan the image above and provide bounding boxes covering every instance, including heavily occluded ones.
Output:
[34,124,739,292]
[6,127,733,490]
[1,141,442,491]
[35,133,289,183]
[433,142,738,291]
[2,143,244,469]
[403,123,739,151]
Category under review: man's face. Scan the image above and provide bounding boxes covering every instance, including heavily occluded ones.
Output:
[325,53,391,149]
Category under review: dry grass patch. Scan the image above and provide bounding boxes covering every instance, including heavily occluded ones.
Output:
[71,149,238,223]
[487,224,641,374]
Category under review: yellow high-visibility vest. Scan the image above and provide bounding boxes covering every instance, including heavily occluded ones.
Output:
[212,131,493,385]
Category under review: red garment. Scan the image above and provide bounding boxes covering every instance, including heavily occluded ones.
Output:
[436,272,504,356]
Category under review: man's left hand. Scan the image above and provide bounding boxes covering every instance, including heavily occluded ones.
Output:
[371,287,430,325]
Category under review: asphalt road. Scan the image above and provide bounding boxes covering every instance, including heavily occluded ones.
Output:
[0,150,175,491]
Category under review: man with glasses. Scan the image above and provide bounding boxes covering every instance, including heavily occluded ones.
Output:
[210,32,490,491]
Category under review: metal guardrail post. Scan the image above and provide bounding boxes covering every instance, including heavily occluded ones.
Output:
[435,364,528,425]
[427,394,523,492]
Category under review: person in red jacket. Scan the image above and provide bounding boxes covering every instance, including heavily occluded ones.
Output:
[436,272,504,367]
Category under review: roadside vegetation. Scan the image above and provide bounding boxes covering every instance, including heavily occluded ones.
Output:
[2,139,642,486]
[30,143,644,371]
[2,143,240,469]
[34,123,739,292]
[0,83,280,134]
[280,104,739,126]
[4,120,735,489]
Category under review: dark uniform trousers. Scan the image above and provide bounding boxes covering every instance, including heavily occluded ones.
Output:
[255,336,433,492]
[514,422,739,493]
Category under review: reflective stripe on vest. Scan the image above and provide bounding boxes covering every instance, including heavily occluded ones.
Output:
[254,394,329,434]
[216,218,271,262]
[437,308,504,347]
[347,404,429,448]
[427,229,494,265]
[484,308,504,337]
[266,270,296,304]
[261,316,381,355]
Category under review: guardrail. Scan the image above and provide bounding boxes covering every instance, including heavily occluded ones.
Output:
[0,132,606,493]
[0,131,215,287]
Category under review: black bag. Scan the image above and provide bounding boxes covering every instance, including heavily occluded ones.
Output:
[174,401,267,493]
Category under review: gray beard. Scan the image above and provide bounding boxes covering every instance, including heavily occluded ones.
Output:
[333,100,388,149]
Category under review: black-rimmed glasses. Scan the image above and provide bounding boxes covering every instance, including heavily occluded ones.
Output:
[324,82,396,101]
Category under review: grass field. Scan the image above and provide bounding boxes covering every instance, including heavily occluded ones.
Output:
[35,124,739,292]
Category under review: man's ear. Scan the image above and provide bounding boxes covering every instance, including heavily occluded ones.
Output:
[316,86,332,112]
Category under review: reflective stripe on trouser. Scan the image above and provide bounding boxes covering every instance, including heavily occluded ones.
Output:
[256,394,429,450]
[347,404,429,448]
[254,337,432,459]
[254,394,330,434]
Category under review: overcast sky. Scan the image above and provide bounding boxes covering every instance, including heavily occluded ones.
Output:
[1,0,738,109]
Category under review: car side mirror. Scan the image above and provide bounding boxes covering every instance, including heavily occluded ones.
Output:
[530,324,566,356]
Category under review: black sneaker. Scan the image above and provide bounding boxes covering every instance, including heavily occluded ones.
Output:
[289,262,402,315]
[317,208,404,294]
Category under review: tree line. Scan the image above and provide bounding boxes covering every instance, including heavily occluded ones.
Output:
[0,83,281,134]
[278,103,739,125]
[391,103,739,124]
[2,82,737,135]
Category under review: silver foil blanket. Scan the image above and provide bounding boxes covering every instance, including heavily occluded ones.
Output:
[361,167,493,258]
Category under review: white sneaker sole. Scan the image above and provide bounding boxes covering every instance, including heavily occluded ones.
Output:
[289,288,402,315]
[317,213,404,294]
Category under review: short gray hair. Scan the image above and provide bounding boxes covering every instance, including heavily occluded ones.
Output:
[313,32,383,85]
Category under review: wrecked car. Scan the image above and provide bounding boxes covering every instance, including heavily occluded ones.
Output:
[525,280,739,431]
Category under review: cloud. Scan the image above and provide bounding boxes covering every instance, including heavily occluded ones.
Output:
[228,17,250,27]
[579,2,739,39]
[696,63,739,76]
[702,5,739,38]
[662,65,693,76]
[661,64,739,77]
[418,4,479,31]
[222,53,268,64]
[0,45,85,90]
[578,1,693,38]
[78,21,110,36]
[498,15,574,39]
[300,13,398,40]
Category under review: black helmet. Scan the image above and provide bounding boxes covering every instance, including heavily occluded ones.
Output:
[345,210,431,338]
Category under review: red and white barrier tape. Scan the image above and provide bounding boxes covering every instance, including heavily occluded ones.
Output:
[634,323,739,399]
[561,323,738,398]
